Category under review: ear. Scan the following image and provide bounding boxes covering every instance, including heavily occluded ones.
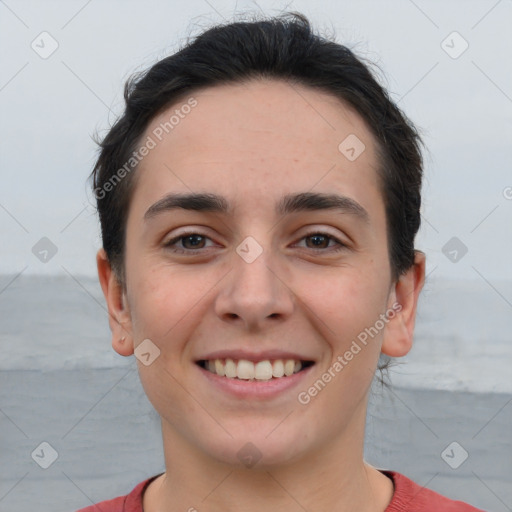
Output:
[381,251,426,357]
[96,248,134,357]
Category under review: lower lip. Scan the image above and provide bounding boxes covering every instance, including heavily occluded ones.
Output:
[197,364,314,400]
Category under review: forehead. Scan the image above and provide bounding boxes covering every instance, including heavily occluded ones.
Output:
[132,79,383,219]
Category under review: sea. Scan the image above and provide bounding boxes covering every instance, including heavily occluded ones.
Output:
[0,274,511,511]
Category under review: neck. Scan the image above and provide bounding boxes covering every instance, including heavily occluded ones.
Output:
[144,408,394,512]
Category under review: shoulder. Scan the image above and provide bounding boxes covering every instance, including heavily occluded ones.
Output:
[75,477,157,512]
[382,470,485,512]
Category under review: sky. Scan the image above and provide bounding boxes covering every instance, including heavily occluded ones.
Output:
[1,0,511,286]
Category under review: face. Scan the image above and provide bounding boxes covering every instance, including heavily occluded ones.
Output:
[108,79,408,467]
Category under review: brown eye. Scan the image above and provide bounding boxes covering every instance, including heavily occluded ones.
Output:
[305,234,330,249]
[164,232,214,253]
[181,234,206,249]
[294,232,347,254]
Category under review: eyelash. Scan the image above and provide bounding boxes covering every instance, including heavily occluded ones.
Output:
[164,231,347,254]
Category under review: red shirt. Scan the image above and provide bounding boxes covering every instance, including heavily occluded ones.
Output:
[76,470,485,511]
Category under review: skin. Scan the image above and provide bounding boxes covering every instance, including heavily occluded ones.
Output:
[97,79,425,512]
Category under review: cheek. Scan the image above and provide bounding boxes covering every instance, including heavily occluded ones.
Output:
[127,265,189,346]
[294,271,388,427]
[295,264,389,403]
[297,265,389,344]
[127,267,208,423]
[127,263,222,353]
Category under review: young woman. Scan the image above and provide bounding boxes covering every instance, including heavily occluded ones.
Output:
[80,12,484,512]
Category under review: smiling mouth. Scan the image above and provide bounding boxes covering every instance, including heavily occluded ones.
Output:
[197,358,315,381]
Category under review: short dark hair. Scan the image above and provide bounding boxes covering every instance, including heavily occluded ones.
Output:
[90,11,423,288]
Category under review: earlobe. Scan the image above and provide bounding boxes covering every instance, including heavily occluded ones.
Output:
[114,334,134,357]
[381,251,426,358]
[96,248,135,357]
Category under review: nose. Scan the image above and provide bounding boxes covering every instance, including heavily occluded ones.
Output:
[214,247,295,331]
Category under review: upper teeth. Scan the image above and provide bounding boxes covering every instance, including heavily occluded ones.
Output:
[204,359,303,380]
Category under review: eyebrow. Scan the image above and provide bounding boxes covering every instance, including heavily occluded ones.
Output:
[144,191,369,223]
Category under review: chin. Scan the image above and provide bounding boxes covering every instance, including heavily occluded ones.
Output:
[200,423,310,469]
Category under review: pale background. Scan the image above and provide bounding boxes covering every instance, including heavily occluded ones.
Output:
[0,1,511,511]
